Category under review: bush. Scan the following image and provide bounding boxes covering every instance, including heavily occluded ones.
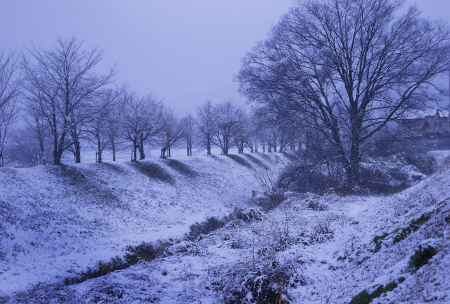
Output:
[393,213,431,244]
[220,265,293,304]
[64,256,127,285]
[350,278,404,304]
[231,208,264,223]
[64,241,169,286]
[125,242,168,265]
[403,153,436,175]
[310,221,334,243]
[255,192,286,211]
[409,245,438,272]
[278,163,342,194]
[307,200,328,211]
[187,217,226,240]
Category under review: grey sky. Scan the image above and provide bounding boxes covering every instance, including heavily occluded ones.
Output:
[1,0,449,113]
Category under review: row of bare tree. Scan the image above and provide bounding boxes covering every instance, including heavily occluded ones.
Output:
[0,39,300,167]
[239,0,450,189]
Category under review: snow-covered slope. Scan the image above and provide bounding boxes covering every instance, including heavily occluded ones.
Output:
[0,153,288,297]
[3,153,449,304]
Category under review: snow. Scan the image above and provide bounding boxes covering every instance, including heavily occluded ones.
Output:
[0,152,288,296]
[2,150,450,303]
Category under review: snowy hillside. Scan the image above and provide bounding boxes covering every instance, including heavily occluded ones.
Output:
[0,153,288,298]
[3,154,449,303]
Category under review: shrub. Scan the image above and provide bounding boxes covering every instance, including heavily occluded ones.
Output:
[64,241,169,286]
[187,217,226,240]
[231,208,263,223]
[64,256,127,285]
[307,200,328,211]
[125,242,168,265]
[350,278,404,304]
[409,245,438,272]
[371,233,388,253]
[256,192,286,211]
[278,163,342,194]
[403,153,436,175]
[393,213,431,244]
[310,221,334,243]
[359,166,407,194]
[220,266,293,304]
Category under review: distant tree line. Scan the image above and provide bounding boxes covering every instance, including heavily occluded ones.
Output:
[0,39,300,167]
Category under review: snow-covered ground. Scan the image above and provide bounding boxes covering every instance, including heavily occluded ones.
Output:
[0,152,288,298]
[2,151,450,303]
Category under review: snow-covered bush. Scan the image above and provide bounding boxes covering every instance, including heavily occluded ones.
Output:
[166,240,204,256]
[187,217,226,240]
[310,220,334,243]
[231,208,264,223]
[306,200,328,211]
[278,163,342,194]
[215,261,295,304]
[125,241,169,265]
[408,245,438,272]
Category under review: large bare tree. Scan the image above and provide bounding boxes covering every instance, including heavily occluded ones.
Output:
[0,53,20,167]
[22,38,113,165]
[239,0,450,188]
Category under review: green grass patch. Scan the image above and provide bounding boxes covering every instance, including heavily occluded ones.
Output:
[372,233,389,253]
[409,245,438,272]
[350,278,405,304]
[393,213,431,244]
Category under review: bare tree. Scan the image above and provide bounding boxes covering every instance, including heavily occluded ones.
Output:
[196,100,216,155]
[122,92,163,161]
[182,114,195,156]
[233,111,250,154]
[0,53,20,167]
[86,89,120,163]
[105,90,125,162]
[22,38,113,165]
[160,108,184,159]
[26,104,50,165]
[239,0,450,188]
[212,101,246,155]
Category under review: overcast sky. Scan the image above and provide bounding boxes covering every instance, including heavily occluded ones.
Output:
[1,0,449,113]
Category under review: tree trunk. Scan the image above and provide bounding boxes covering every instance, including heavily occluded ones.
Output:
[97,138,102,163]
[112,141,116,162]
[54,149,63,165]
[73,141,81,163]
[138,135,145,160]
[206,135,211,155]
[346,112,362,189]
[131,140,137,162]
[347,138,361,189]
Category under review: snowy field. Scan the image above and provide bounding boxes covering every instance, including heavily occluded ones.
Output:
[0,152,289,299]
[1,151,450,303]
